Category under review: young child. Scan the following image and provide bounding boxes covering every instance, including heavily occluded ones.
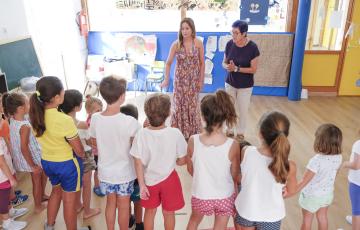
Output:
[89,76,140,230]
[84,95,104,197]
[186,90,240,230]
[234,111,297,230]
[0,136,27,230]
[130,93,187,230]
[59,89,100,219]
[295,124,342,230]
[4,93,48,213]
[343,131,360,230]
[120,104,143,230]
[29,76,89,230]
[0,93,28,207]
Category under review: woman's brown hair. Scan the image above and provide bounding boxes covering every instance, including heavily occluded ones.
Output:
[314,124,342,155]
[178,17,196,49]
[259,111,291,184]
[29,76,64,137]
[200,90,237,134]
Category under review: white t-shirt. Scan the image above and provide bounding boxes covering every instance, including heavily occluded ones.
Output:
[130,127,187,186]
[0,138,15,184]
[90,113,140,184]
[348,140,360,186]
[301,154,342,196]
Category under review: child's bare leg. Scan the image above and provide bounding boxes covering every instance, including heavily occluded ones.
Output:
[105,193,117,230]
[316,207,328,230]
[41,171,49,200]
[134,201,143,223]
[186,210,204,230]
[144,208,157,230]
[163,210,175,230]
[31,171,47,213]
[352,216,360,230]
[94,170,100,188]
[213,215,230,230]
[47,185,62,226]
[63,190,78,230]
[83,171,100,219]
[301,209,314,230]
[117,195,130,230]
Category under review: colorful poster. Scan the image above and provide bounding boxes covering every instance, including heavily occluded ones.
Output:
[240,0,269,25]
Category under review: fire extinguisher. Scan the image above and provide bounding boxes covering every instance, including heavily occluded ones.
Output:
[76,10,88,37]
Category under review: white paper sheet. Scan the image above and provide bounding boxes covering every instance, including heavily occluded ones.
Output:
[205,59,214,75]
[204,74,213,84]
[206,36,217,52]
[219,35,232,52]
[205,51,215,60]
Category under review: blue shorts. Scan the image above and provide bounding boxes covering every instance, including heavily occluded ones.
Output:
[100,180,134,196]
[349,182,360,215]
[235,215,281,230]
[130,180,140,202]
[41,156,83,192]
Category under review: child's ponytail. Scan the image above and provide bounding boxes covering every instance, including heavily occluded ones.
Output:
[259,111,291,184]
[269,133,290,183]
[29,92,45,137]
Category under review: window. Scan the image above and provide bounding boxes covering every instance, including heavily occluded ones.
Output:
[306,0,350,50]
[88,0,290,32]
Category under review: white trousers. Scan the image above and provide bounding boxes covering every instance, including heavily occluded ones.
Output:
[225,83,253,135]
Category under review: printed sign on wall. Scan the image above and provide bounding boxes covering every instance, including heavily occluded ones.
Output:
[240,0,269,25]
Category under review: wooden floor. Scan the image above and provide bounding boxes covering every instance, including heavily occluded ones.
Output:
[7,94,360,230]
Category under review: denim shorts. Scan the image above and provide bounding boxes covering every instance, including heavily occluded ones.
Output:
[100,180,134,196]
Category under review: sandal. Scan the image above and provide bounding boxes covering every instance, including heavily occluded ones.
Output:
[93,187,105,197]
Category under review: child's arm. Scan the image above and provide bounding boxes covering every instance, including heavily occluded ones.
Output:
[343,153,360,170]
[229,141,240,191]
[134,157,150,200]
[186,136,194,176]
[0,155,17,187]
[283,161,299,198]
[20,125,41,174]
[67,136,85,158]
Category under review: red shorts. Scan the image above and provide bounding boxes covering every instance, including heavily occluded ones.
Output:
[141,170,184,212]
[191,193,236,216]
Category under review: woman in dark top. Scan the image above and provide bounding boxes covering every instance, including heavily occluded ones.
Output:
[222,20,260,140]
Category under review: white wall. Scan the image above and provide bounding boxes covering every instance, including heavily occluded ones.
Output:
[0,0,30,43]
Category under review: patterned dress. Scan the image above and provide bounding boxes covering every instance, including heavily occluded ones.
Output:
[171,42,201,139]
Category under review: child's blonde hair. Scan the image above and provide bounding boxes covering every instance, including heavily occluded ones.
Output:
[85,95,103,114]
[314,124,342,155]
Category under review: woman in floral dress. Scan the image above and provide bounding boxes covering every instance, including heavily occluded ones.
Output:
[160,18,205,139]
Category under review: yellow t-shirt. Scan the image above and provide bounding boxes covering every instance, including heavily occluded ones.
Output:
[36,108,78,162]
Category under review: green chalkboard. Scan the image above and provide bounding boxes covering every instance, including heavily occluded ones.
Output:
[0,38,42,89]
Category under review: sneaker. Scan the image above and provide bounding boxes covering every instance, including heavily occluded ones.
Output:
[128,215,135,229]
[3,219,27,230]
[15,190,22,196]
[93,187,105,197]
[11,194,29,207]
[135,222,144,230]
[9,207,29,219]
[346,215,352,225]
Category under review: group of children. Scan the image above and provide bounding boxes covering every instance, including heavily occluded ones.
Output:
[0,74,359,230]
